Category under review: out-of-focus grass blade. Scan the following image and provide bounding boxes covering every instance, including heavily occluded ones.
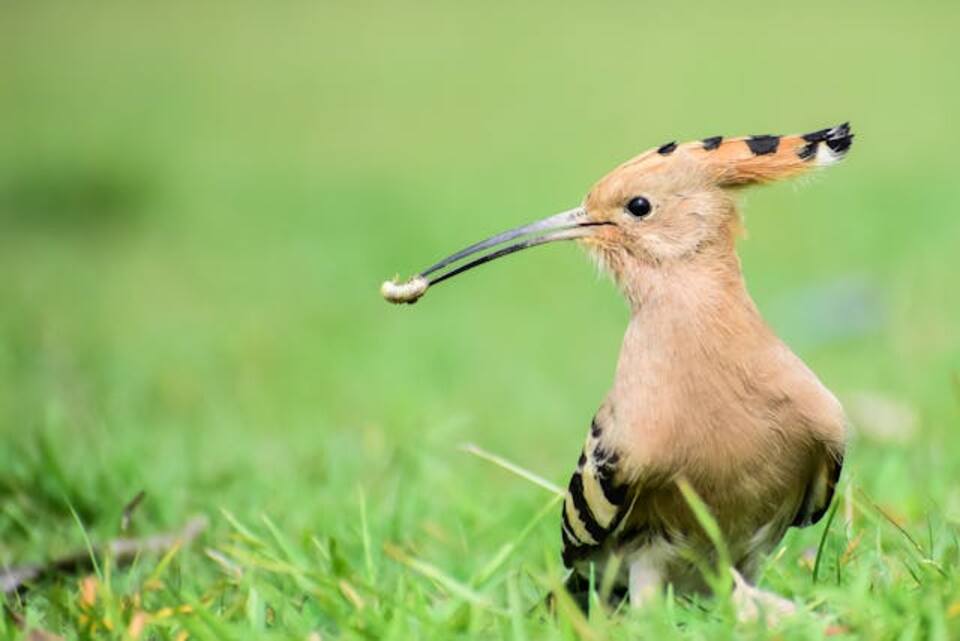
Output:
[218,544,303,575]
[383,542,499,612]
[506,573,528,641]
[542,572,601,641]
[67,503,102,580]
[854,488,948,579]
[148,540,184,584]
[256,517,319,593]
[472,493,561,586]
[598,553,624,606]
[185,597,239,641]
[260,513,301,564]
[219,509,265,547]
[205,547,243,579]
[246,586,265,631]
[677,478,732,600]
[459,443,563,496]
[813,495,841,583]
[359,488,377,584]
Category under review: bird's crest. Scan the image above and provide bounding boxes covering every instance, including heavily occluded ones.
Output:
[619,122,854,187]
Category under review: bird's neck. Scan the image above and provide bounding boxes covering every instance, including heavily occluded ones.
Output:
[613,249,776,391]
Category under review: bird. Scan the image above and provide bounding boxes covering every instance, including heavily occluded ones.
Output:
[382,123,852,618]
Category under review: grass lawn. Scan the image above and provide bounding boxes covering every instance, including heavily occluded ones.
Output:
[1,1,959,638]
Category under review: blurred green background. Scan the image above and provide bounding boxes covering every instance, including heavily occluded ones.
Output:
[1,1,958,638]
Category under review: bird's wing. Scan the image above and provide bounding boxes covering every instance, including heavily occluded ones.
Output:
[791,449,844,528]
[561,416,634,568]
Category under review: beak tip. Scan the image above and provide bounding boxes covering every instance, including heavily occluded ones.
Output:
[381,276,429,304]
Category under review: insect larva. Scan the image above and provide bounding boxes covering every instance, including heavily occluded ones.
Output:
[380,276,429,304]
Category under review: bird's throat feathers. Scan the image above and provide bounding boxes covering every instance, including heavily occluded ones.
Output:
[614,249,772,388]
[599,230,747,316]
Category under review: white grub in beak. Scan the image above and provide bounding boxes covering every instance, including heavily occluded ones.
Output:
[380,275,429,304]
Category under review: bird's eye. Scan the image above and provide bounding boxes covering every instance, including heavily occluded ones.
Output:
[625,196,652,218]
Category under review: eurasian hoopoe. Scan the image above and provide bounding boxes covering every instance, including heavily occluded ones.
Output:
[383,123,852,616]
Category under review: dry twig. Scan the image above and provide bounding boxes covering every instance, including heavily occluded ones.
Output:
[1,516,207,595]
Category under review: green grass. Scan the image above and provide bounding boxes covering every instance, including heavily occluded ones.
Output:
[1,0,959,638]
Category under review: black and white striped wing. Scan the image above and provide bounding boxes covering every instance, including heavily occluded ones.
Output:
[561,417,633,568]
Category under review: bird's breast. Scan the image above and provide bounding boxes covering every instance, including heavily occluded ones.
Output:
[604,313,833,536]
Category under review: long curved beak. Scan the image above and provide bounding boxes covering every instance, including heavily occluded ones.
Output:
[381,206,605,304]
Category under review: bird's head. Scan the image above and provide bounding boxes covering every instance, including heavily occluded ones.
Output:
[382,124,853,306]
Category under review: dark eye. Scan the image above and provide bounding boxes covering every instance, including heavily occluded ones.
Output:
[625,196,652,218]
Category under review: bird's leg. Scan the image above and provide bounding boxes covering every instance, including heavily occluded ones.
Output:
[627,553,664,608]
[730,567,796,625]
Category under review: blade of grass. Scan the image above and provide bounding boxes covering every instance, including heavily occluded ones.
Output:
[506,573,528,641]
[148,541,184,584]
[205,548,242,580]
[535,571,601,641]
[245,585,265,631]
[359,488,376,585]
[67,503,102,581]
[184,596,239,641]
[854,488,948,578]
[813,493,841,583]
[598,553,624,606]
[260,514,301,565]
[459,443,563,496]
[219,509,265,547]
[472,494,562,586]
[383,542,500,612]
[216,544,304,576]
[676,478,731,600]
